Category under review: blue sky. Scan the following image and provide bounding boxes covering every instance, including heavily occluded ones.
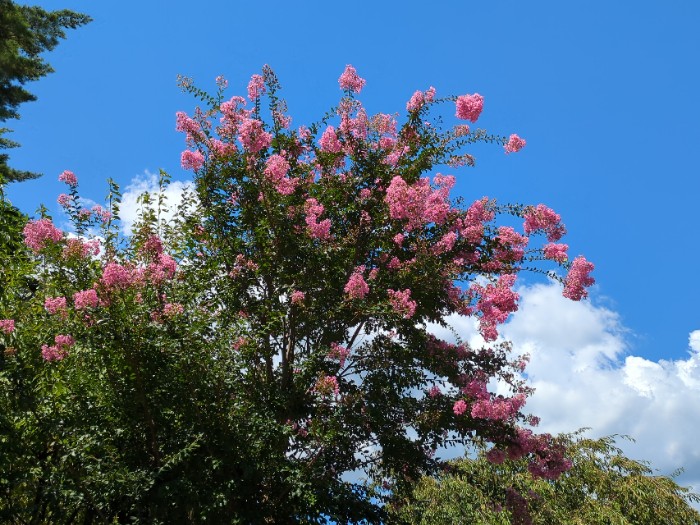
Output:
[6,0,700,489]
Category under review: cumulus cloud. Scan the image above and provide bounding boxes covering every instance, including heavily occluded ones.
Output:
[119,171,195,235]
[493,281,700,492]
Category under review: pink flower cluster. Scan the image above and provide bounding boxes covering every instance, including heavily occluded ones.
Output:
[176,111,204,144]
[501,429,572,480]
[181,150,205,171]
[455,93,484,122]
[290,290,306,305]
[304,198,332,240]
[100,262,135,291]
[91,205,112,223]
[387,288,417,319]
[523,204,566,242]
[407,86,436,112]
[432,231,458,255]
[162,302,184,319]
[74,289,99,310]
[543,243,568,263]
[458,198,494,243]
[57,193,73,207]
[45,296,68,318]
[0,319,15,334]
[496,226,529,262]
[42,334,75,362]
[470,393,526,421]
[472,274,519,341]
[238,118,272,154]
[315,374,340,397]
[247,74,266,101]
[385,174,454,231]
[23,218,63,253]
[344,266,369,299]
[563,256,595,300]
[328,342,350,367]
[319,126,343,153]
[58,170,78,187]
[338,64,366,94]
[504,133,526,154]
[63,238,100,259]
[453,400,467,415]
[264,154,297,195]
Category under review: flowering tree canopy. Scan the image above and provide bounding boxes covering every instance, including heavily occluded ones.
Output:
[0,65,594,523]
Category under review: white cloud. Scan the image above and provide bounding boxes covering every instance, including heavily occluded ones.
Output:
[489,282,700,494]
[119,171,195,235]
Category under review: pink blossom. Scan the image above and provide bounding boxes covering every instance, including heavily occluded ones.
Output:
[393,233,405,246]
[305,198,332,240]
[543,243,569,263]
[344,266,369,299]
[471,274,519,341]
[175,111,204,143]
[455,93,484,122]
[432,231,458,255]
[54,334,75,348]
[91,205,112,223]
[563,256,595,300]
[328,342,350,367]
[459,198,493,243]
[42,344,67,362]
[209,138,237,158]
[264,154,297,195]
[315,375,339,396]
[238,118,272,154]
[146,253,177,285]
[297,125,312,141]
[428,385,441,398]
[100,262,135,291]
[504,133,526,154]
[387,288,417,318]
[0,319,15,334]
[57,193,73,207]
[23,218,63,253]
[181,150,205,171]
[471,394,526,421]
[319,126,343,153]
[44,296,67,317]
[163,302,184,319]
[290,290,306,305]
[338,64,366,93]
[141,235,164,256]
[406,90,424,112]
[523,204,566,242]
[486,448,506,464]
[496,226,529,262]
[58,170,78,187]
[453,124,471,137]
[247,74,266,101]
[453,400,467,415]
[74,289,99,310]
[385,175,454,231]
[42,334,75,361]
[63,238,100,259]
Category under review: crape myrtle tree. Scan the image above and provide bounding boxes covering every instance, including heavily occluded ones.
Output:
[0,65,595,523]
[389,432,700,525]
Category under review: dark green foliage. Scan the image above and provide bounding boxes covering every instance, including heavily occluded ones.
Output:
[0,0,90,182]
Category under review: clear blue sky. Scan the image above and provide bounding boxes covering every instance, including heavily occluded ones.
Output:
[6,2,700,478]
